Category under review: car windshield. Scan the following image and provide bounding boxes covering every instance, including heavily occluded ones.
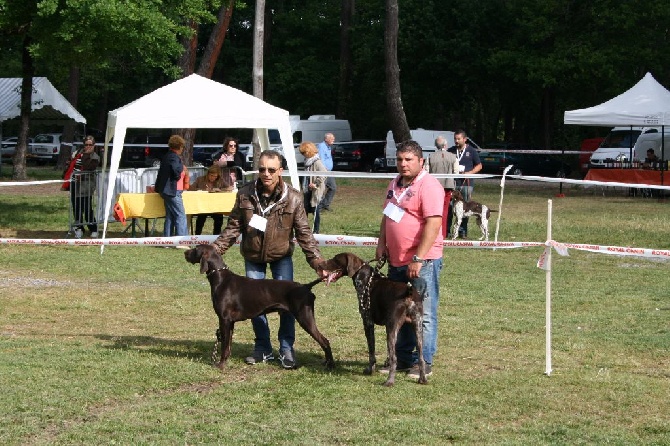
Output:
[600,130,641,149]
[34,135,53,143]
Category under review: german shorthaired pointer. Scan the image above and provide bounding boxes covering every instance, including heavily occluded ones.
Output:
[184,244,334,370]
[322,252,426,386]
[451,189,496,240]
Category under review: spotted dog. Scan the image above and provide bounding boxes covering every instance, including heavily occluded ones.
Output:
[451,189,496,241]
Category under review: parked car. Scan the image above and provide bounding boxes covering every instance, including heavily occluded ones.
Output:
[120,135,169,167]
[479,150,572,177]
[332,141,385,172]
[1,136,33,159]
[192,145,223,167]
[30,133,63,162]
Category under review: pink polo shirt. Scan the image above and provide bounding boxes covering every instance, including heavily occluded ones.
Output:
[382,171,444,266]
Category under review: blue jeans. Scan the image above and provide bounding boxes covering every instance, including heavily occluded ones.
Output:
[319,177,336,209]
[388,258,443,365]
[245,256,295,354]
[161,191,187,236]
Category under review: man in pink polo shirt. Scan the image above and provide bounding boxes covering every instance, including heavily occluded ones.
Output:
[376,139,444,380]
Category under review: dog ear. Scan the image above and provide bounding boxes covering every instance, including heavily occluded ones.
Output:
[347,253,363,277]
[199,248,210,274]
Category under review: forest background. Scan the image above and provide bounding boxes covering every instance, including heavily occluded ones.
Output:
[2,0,670,156]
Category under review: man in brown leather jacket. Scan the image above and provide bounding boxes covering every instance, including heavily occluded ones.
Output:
[213,150,327,369]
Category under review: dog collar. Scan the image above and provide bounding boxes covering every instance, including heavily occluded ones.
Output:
[206,267,229,276]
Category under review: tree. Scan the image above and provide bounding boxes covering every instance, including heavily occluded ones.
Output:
[178,0,237,164]
[0,0,190,179]
[384,0,410,143]
[251,0,266,170]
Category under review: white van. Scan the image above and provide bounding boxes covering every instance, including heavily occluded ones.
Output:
[246,115,352,167]
[589,127,658,167]
[632,131,670,162]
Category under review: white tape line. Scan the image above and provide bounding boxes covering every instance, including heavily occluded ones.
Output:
[2,235,668,260]
[0,179,64,187]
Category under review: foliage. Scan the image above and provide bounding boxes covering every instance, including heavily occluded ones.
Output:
[3,0,670,146]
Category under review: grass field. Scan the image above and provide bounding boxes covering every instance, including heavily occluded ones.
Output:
[1,167,669,444]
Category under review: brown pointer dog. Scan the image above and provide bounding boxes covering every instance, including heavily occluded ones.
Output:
[323,252,426,386]
[184,244,334,370]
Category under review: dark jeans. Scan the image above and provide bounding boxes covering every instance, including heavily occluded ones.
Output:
[455,180,474,236]
[70,190,97,233]
[194,214,224,235]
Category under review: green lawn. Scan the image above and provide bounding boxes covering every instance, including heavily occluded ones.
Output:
[1,172,669,444]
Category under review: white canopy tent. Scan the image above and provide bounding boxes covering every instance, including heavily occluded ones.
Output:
[0,77,87,124]
[100,74,299,249]
[564,72,670,126]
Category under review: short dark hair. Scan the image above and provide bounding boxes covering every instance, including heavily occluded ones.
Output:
[259,149,284,166]
[455,129,467,138]
[396,140,423,159]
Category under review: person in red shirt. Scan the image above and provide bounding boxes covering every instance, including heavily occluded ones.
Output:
[376,140,444,380]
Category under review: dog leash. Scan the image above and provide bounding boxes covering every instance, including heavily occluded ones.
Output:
[355,257,387,324]
[212,328,222,364]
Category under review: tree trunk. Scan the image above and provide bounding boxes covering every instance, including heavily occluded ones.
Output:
[384,0,410,143]
[251,0,266,171]
[58,65,80,170]
[337,0,354,119]
[177,19,199,165]
[541,86,555,150]
[197,0,235,78]
[179,19,198,77]
[12,34,34,181]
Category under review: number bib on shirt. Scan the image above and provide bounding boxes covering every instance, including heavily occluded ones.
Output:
[383,202,405,223]
[249,214,267,232]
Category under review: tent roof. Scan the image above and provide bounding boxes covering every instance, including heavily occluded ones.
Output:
[564,72,670,126]
[101,74,300,249]
[107,74,289,130]
[0,77,86,123]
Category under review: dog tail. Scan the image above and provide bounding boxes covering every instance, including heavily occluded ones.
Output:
[304,278,325,290]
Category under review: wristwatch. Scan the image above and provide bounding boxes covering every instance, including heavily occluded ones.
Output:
[412,255,423,263]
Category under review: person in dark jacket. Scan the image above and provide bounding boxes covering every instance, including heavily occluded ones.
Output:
[213,137,246,188]
[71,135,100,238]
[212,150,328,369]
[154,135,188,237]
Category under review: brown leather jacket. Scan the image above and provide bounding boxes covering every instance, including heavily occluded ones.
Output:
[212,179,324,270]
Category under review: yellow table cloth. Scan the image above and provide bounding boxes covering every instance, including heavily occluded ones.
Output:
[115,191,237,221]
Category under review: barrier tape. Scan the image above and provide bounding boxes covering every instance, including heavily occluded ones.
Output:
[3,172,669,189]
[1,234,668,260]
[0,179,65,187]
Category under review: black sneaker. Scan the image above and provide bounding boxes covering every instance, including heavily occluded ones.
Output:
[407,363,432,379]
[378,360,412,375]
[279,349,297,369]
[244,351,274,365]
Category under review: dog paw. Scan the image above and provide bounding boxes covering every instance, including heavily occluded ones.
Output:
[382,379,395,387]
[214,361,227,370]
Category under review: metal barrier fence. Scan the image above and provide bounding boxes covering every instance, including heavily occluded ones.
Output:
[66,166,207,237]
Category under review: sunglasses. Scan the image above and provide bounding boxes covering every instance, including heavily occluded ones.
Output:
[84,143,94,147]
[258,167,279,174]
[228,143,237,147]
